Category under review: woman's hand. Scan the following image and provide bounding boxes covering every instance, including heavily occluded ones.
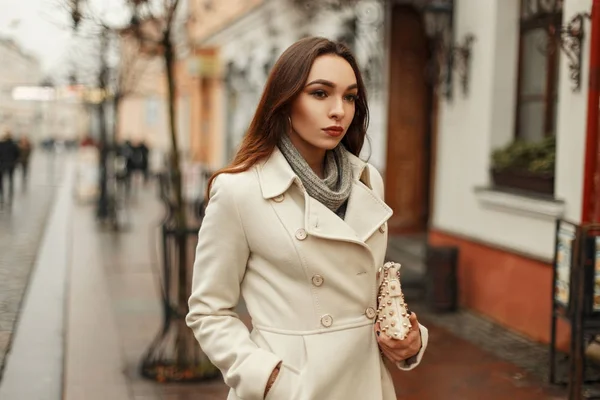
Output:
[374,312,422,363]
[264,362,281,398]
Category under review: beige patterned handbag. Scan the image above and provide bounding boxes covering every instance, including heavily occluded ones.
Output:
[376,261,412,339]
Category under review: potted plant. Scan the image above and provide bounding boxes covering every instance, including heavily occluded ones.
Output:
[490,136,556,195]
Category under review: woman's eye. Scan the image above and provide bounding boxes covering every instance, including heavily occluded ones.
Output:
[310,90,327,99]
[344,94,358,102]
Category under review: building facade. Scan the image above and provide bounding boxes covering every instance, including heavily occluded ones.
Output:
[116,51,170,152]
[117,0,264,166]
[427,0,599,350]
[185,0,265,169]
[0,37,44,139]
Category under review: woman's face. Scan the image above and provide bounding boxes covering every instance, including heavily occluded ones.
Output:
[288,54,358,160]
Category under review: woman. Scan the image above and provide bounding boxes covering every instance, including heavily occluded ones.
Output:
[186,37,428,400]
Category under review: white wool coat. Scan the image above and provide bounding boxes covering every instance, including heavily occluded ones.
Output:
[186,147,428,400]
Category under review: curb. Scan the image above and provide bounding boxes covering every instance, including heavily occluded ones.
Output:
[0,160,74,400]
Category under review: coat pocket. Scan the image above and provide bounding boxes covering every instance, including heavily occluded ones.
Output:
[265,364,301,400]
[250,329,307,373]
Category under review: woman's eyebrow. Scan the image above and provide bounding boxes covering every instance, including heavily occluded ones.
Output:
[306,79,358,90]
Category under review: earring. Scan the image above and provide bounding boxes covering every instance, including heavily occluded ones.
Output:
[288,116,293,132]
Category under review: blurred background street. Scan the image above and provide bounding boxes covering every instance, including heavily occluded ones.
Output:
[1,0,600,399]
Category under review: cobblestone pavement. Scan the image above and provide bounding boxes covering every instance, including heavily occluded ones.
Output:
[412,305,555,380]
[387,321,566,400]
[411,304,600,387]
[0,151,65,375]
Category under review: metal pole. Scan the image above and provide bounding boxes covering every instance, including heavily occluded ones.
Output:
[96,28,109,219]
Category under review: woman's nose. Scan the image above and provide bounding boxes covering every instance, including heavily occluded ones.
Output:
[329,99,345,120]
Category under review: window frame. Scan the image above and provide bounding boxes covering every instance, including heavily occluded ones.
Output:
[514,5,563,141]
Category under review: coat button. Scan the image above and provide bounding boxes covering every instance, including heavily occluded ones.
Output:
[295,228,307,241]
[379,223,387,233]
[365,307,376,319]
[320,314,333,328]
[273,194,284,203]
[311,274,324,287]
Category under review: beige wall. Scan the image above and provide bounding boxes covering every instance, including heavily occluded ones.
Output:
[176,47,224,168]
[116,33,169,151]
[119,95,169,150]
[184,0,267,168]
[187,0,264,44]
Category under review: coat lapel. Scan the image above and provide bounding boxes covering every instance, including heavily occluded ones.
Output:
[257,147,297,199]
[304,193,364,246]
[258,147,392,245]
[344,179,392,242]
[343,153,392,242]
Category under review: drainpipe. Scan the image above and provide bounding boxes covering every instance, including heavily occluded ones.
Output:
[581,0,600,224]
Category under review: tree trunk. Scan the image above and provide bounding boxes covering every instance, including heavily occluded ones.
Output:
[97,30,110,220]
[112,94,121,145]
[163,33,189,365]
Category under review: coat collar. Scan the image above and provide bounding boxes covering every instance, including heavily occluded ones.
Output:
[257,147,371,198]
[257,147,392,243]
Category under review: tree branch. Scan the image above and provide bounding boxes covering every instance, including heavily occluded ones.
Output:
[165,0,181,33]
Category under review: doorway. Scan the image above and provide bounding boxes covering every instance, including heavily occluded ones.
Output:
[385,4,434,235]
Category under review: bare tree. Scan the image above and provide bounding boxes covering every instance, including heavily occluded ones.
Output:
[61,0,154,226]
[61,0,152,138]
[122,0,219,382]
[65,0,217,382]
[124,0,185,224]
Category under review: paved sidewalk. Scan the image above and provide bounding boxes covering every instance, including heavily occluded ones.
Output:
[387,322,566,400]
[64,182,230,400]
[61,181,568,399]
[0,151,65,375]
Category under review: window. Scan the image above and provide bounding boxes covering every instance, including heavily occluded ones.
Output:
[490,1,561,196]
[145,97,160,126]
[516,0,563,142]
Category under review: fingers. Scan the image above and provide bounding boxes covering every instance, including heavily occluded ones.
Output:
[380,346,402,363]
[376,328,421,361]
[374,316,422,362]
[378,329,419,350]
[377,323,419,347]
[378,338,412,363]
[409,312,419,330]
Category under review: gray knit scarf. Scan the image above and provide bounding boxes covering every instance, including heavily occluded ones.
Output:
[278,133,352,218]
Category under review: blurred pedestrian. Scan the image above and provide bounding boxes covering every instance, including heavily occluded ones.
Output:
[136,140,150,183]
[186,37,428,400]
[121,140,135,194]
[80,135,96,147]
[0,131,21,203]
[18,135,32,187]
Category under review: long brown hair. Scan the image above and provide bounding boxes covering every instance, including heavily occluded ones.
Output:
[206,36,370,198]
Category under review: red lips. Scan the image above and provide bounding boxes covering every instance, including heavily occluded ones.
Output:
[323,126,344,137]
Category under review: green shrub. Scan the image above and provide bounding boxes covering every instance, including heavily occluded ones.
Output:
[491,136,555,174]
